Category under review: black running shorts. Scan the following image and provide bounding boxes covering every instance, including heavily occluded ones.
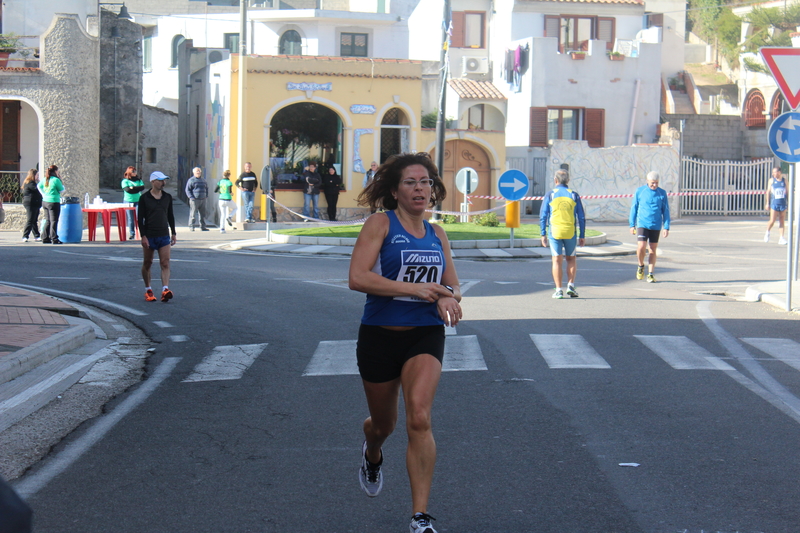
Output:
[636,228,661,243]
[356,324,445,383]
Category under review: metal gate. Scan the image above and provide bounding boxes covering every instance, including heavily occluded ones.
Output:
[681,157,772,215]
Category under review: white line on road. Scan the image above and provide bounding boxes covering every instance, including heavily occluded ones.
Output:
[635,335,734,370]
[182,344,268,382]
[168,335,189,342]
[0,282,148,316]
[529,334,611,369]
[35,277,90,280]
[303,336,487,376]
[741,338,800,372]
[698,301,800,426]
[13,357,181,499]
[153,321,174,328]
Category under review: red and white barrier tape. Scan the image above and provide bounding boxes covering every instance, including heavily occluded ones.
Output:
[466,190,765,201]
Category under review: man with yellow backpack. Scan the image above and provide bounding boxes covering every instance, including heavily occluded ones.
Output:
[540,169,586,299]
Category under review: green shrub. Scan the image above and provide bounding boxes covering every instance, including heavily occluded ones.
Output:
[441,214,458,224]
[471,212,499,227]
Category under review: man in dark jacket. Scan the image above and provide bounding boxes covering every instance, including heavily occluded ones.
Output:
[185,167,209,231]
[236,162,258,222]
[301,162,321,220]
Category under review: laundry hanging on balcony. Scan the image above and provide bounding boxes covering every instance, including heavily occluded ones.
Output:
[504,44,529,93]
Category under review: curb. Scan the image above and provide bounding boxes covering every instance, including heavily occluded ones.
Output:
[0,324,95,385]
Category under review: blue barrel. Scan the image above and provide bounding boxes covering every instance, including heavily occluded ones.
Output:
[57,202,83,243]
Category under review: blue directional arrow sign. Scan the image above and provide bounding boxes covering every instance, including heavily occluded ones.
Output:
[497,169,529,201]
[769,112,800,163]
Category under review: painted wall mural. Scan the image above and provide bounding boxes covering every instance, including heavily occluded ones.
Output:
[353,128,373,173]
[549,140,680,222]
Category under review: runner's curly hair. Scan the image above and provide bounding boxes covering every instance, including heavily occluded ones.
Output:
[357,152,446,211]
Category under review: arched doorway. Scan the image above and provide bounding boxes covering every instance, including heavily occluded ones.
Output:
[380,108,410,163]
[269,101,343,190]
[744,89,766,129]
[432,140,491,215]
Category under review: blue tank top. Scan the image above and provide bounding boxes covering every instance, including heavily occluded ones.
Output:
[771,178,787,207]
[361,210,446,327]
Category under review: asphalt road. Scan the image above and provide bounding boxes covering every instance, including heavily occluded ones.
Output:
[2,218,800,533]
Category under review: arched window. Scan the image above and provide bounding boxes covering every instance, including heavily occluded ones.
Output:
[279,30,302,55]
[744,90,766,129]
[171,35,186,68]
[771,91,786,121]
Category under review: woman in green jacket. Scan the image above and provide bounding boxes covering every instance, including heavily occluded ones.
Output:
[37,164,65,244]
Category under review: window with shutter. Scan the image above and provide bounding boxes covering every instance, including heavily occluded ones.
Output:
[597,18,615,51]
[544,16,561,52]
[530,108,548,147]
[584,108,605,148]
[450,11,485,48]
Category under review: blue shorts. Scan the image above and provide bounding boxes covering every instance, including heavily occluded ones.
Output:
[549,235,577,257]
[771,201,787,212]
[147,235,171,250]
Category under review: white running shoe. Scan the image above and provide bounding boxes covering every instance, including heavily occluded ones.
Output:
[410,513,437,533]
[779,237,788,245]
[358,441,383,497]
[21,237,28,242]
[764,231,770,243]
[552,288,564,299]
[566,285,579,298]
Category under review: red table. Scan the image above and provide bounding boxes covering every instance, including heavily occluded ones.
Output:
[83,206,137,243]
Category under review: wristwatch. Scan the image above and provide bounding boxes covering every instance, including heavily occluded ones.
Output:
[443,285,455,295]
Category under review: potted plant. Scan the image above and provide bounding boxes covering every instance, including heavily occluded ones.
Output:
[608,51,624,61]
[668,77,678,91]
[0,33,25,68]
[570,51,586,60]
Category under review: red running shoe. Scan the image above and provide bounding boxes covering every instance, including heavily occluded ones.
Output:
[145,289,157,302]
[161,289,173,302]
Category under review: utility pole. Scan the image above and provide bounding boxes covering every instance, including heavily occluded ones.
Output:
[434,0,451,220]
[237,0,247,222]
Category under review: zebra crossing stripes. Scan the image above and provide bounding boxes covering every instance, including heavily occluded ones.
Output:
[183,344,268,383]
[302,336,486,376]
[530,334,611,369]
[634,335,734,371]
[741,338,800,371]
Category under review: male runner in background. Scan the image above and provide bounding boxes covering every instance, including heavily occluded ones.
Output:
[138,172,177,302]
[629,171,670,283]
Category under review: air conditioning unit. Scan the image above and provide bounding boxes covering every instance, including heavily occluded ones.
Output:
[207,48,229,65]
[462,56,489,75]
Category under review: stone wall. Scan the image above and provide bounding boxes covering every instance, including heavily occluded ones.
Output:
[99,10,144,188]
[0,14,100,209]
[141,105,179,182]
[666,114,744,161]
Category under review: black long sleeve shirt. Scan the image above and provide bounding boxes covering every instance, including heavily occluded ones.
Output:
[137,190,176,238]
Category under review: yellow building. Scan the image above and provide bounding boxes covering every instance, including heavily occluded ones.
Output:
[207,54,506,221]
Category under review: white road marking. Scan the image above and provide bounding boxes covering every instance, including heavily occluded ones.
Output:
[0,282,147,316]
[153,321,174,328]
[635,335,734,370]
[445,325,457,336]
[698,301,800,426]
[529,334,611,369]
[741,338,800,371]
[35,277,90,280]
[168,335,189,342]
[13,357,180,499]
[112,324,128,331]
[495,281,519,284]
[182,344,268,382]
[303,336,487,376]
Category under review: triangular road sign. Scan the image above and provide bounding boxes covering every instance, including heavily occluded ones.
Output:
[760,47,800,110]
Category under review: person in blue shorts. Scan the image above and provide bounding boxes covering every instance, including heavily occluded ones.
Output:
[629,171,670,283]
[540,169,586,299]
[764,167,788,245]
[349,152,462,533]
[138,172,177,302]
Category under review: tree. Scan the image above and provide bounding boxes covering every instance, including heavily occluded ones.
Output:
[742,5,800,51]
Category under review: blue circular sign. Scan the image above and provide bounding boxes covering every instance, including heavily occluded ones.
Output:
[769,112,800,163]
[497,170,529,201]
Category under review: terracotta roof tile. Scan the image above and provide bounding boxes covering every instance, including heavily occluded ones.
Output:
[448,79,506,100]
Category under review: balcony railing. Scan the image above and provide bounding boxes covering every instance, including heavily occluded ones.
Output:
[0,35,41,68]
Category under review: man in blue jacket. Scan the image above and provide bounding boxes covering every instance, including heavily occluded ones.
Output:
[629,171,670,283]
[185,167,209,231]
[540,169,586,299]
